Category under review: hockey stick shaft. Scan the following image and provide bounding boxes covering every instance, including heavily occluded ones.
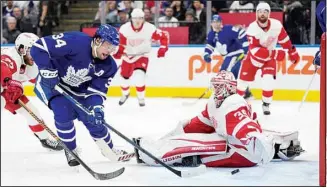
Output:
[55,85,204,177]
[183,87,210,106]
[298,69,318,111]
[18,99,124,180]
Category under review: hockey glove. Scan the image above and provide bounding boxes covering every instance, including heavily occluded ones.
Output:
[88,105,105,125]
[288,46,300,64]
[313,50,321,66]
[3,78,23,103]
[271,49,286,61]
[157,47,168,58]
[39,69,60,89]
[203,53,212,63]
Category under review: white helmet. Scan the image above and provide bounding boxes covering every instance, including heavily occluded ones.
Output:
[131,8,144,18]
[256,2,271,14]
[15,32,39,56]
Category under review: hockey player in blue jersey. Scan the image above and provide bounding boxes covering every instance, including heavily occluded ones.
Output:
[203,14,252,99]
[313,0,326,69]
[30,24,127,167]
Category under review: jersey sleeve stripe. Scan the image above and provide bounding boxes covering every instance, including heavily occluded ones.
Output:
[278,36,290,44]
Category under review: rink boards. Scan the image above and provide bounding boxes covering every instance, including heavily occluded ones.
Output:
[1,44,321,101]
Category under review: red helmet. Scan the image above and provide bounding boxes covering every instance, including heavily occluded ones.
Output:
[210,71,237,107]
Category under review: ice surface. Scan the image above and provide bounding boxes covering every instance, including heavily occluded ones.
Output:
[1,97,321,186]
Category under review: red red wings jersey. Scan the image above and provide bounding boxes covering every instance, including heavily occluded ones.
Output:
[118,21,168,62]
[194,94,261,142]
[246,18,293,66]
[1,47,38,87]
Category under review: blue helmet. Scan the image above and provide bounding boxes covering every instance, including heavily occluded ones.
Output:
[94,24,119,46]
[212,15,222,22]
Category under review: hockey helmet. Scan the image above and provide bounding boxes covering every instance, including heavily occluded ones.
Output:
[131,8,144,18]
[212,14,222,22]
[15,32,39,56]
[256,2,271,16]
[210,71,237,108]
[94,24,119,46]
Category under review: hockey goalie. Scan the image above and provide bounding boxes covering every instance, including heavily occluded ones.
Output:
[1,33,63,151]
[133,71,304,167]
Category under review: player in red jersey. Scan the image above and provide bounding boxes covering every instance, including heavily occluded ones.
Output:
[1,33,63,151]
[113,8,169,107]
[236,2,300,115]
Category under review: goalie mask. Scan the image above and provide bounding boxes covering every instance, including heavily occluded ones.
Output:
[210,71,237,108]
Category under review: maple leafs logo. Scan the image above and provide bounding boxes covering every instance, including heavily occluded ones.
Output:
[62,66,92,87]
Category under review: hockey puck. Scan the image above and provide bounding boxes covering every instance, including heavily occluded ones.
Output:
[231,169,240,175]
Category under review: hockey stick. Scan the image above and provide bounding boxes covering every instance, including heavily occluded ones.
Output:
[298,69,318,111]
[55,85,206,178]
[17,99,125,180]
[182,87,210,106]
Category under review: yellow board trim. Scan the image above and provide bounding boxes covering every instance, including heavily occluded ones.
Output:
[23,85,320,102]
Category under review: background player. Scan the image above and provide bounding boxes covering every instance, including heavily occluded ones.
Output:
[114,8,169,107]
[1,33,63,151]
[132,71,304,167]
[30,24,128,167]
[203,14,253,99]
[313,0,326,69]
[236,2,300,115]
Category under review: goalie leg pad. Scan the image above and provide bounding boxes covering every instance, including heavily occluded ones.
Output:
[138,133,227,166]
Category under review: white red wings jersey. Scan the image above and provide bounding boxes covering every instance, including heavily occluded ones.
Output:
[118,21,168,62]
[1,47,38,86]
[194,94,261,142]
[246,18,293,67]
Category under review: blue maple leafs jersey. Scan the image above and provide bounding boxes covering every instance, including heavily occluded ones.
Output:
[316,1,326,32]
[30,31,117,106]
[204,25,248,57]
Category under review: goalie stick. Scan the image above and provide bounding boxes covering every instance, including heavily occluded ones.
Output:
[18,99,125,180]
[55,85,207,178]
[182,87,210,106]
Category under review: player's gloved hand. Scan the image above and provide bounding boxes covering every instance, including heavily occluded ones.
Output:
[288,46,300,64]
[203,53,212,63]
[157,46,168,58]
[39,69,60,89]
[271,49,286,61]
[3,78,23,103]
[88,105,105,125]
[314,50,321,66]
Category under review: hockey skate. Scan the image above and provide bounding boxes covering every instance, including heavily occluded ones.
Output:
[262,102,271,115]
[132,137,145,164]
[64,148,80,167]
[137,98,145,107]
[243,87,253,101]
[119,94,130,106]
[35,134,64,151]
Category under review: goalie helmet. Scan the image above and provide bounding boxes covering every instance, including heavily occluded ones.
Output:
[15,32,39,56]
[210,71,237,108]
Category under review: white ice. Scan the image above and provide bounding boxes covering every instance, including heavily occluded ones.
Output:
[1,97,321,186]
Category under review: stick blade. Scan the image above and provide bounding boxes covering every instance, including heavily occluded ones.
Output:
[180,164,207,178]
[93,167,125,180]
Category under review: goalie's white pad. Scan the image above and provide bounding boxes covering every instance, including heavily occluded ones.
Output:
[139,133,227,166]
